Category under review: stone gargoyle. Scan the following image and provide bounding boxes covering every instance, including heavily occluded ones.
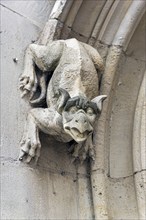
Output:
[19,38,107,163]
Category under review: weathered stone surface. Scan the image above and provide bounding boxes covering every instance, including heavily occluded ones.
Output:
[98,0,132,45]
[1,5,41,159]
[77,176,94,219]
[37,134,87,175]
[109,56,145,178]
[1,0,55,29]
[107,176,139,219]
[126,13,146,61]
[91,172,108,219]
[134,171,146,220]
[113,1,145,49]
[72,0,106,38]
[1,161,80,219]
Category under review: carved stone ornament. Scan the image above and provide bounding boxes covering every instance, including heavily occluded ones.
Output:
[19,38,107,163]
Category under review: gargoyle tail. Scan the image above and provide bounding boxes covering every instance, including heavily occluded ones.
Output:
[81,42,104,90]
[30,73,47,107]
[81,42,104,72]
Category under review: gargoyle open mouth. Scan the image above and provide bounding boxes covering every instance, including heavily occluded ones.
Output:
[64,126,91,142]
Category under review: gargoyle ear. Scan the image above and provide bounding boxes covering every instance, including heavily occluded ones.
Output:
[91,95,107,112]
[57,88,70,114]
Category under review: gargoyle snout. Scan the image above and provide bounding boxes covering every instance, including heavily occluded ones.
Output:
[74,113,87,124]
[75,118,87,124]
[73,113,93,133]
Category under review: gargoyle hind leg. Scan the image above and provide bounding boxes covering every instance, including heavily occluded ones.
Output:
[19,108,59,163]
[19,41,64,99]
[19,44,47,98]
[71,134,95,163]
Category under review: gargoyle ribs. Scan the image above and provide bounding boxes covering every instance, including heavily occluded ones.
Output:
[19,38,107,163]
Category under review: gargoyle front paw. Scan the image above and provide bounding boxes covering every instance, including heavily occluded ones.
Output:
[19,74,37,98]
[19,133,41,163]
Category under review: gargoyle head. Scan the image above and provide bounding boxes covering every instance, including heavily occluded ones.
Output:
[57,88,107,143]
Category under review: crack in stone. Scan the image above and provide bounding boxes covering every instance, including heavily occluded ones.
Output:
[108,169,146,180]
[0,3,42,29]
[2,155,144,180]
[90,167,146,180]
[0,156,89,179]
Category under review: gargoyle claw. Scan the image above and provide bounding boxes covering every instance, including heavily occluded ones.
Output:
[19,72,37,100]
[25,155,32,163]
[19,122,41,164]
[19,77,28,87]
[21,90,29,98]
[19,150,26,161]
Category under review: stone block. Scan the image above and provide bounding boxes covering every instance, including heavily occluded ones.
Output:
[107,176,138,219]
[1,160,92,219]
[1,0,55,29]
[109,57,145,178]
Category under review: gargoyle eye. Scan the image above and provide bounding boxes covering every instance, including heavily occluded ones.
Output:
[69,106,77,114]
[86,107,94,116]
